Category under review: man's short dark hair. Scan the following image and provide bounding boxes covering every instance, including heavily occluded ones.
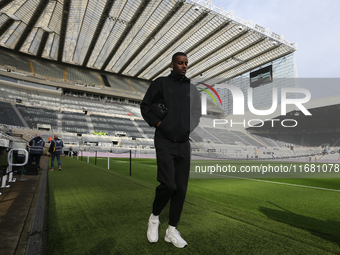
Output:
[172,52,187,62]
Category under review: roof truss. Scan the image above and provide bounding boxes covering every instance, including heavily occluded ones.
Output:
[0,0,296,83]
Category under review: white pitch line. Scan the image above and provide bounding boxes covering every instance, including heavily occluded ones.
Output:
[190,171,340,192]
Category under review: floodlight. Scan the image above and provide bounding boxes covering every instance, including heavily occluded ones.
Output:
[236,25,244,31]
[193,6,200,11]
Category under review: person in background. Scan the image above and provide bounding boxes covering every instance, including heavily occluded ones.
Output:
[68,146,73,157]
[28,134,45,168]
[50,134,64,171]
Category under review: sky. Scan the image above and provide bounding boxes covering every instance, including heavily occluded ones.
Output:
[210,0,340,98]
[212,0,340,78]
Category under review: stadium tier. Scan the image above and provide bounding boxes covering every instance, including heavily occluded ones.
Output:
[0,51,31,73]
[0,81,339,157]
[1,72,340,157]
[133,119,155,139]
[16,105,58,129]
[90,114,144,138]
[66,67,100,85]
[62,111,89,134]
[0,101,25,127]
[60,134,78,144]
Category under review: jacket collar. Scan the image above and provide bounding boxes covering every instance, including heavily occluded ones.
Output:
[169,71,190,83]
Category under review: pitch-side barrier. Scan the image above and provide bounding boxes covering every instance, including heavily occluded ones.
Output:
[76,150,134,176]
[1,148,28,191]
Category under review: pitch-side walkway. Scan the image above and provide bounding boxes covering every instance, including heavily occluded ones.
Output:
[0,155,49,255]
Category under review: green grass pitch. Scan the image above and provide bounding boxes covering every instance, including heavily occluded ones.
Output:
[48,157,340,254]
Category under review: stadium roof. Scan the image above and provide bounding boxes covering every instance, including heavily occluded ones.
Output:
[0,0,297,83]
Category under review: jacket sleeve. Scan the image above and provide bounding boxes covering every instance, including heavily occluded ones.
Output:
[140,79,163,128]
[190,86,202,132]
[49,141,54,151]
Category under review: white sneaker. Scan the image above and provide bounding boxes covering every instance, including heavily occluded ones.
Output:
[164,227,188,248]
[147,215,160,243]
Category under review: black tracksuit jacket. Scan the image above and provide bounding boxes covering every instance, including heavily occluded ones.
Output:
[140,71,201,142]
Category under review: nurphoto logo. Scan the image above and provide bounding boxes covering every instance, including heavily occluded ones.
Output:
[199,83,312,128]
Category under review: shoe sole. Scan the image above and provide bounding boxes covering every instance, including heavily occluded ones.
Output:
[147,239,158,244]
[164,235,187,248]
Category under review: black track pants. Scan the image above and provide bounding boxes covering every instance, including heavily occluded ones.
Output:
[152,135,191,227]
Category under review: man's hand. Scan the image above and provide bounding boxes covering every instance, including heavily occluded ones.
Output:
[156,121,161,127]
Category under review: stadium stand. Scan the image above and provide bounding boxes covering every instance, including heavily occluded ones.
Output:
[193,126,223,144]
[66,67,100,85]
[275,134,299,146]
[134,119,155,138]
[202,127,264,146]
[199,117,216,127]
[0,83,31,102]
[0,51,31,73]
[16,105,58,130]
[61,95,106,113]
[30,92,61,108]
[16,105,33,128]
[113,117,143,138]
[106,102,132,116]
[62,111,89,134]
[90,114,119,136]
[135,138,154,148]
[1,81,337,163]
[189,130,204,143]
[0,80,62,107]
[123,105,143,118]
[2,68,338,161]
[0,49,148,100]
[321,149,340,161]
[252,134,280,147]
[120,138,138,148]
[106,74,135,93]
[90,114,143,138]
[82,134,111,145]
[229,130,265,147]
[32,60,64,80]
[307,133,340,147]
[0,44,339,161]
[0,102,25,127]
[127,78,150,94]
[60,134,79,144]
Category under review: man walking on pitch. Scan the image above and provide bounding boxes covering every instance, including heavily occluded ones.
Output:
[141,52,201,248]
[49,134,64,171]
